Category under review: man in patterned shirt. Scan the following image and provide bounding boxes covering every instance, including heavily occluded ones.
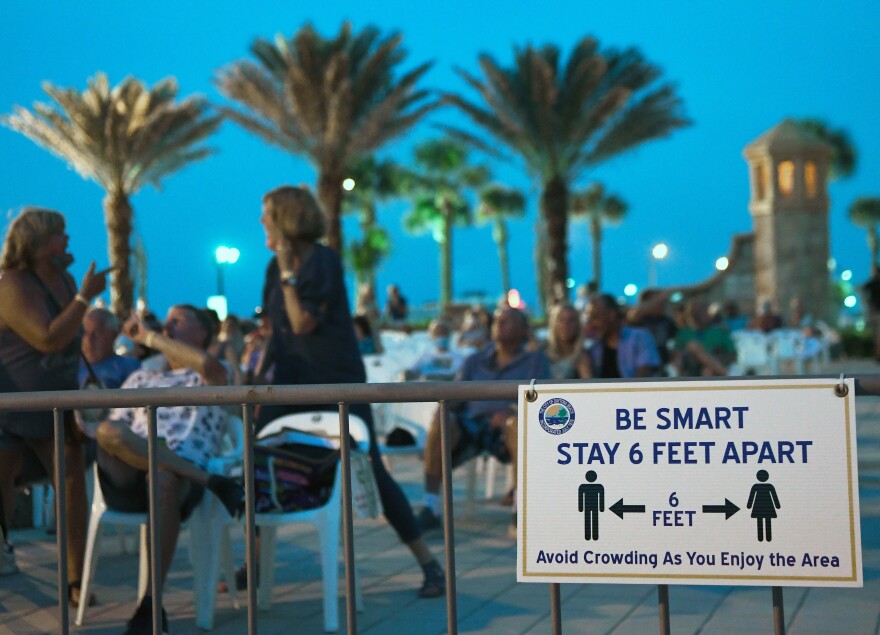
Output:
[95,304,243,635]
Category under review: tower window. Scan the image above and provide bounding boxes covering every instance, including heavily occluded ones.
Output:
[777,161,795,197]
[805,161,818,198]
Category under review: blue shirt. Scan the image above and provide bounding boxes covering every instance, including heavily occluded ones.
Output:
[588,326,661,378]
[78,354,141,389]
[457,344,551,419]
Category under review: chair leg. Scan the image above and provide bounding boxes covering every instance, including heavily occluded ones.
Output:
[75,512,104,626]
[257,526,277,611]
[464,460,477,518]
[484,456,497,500]
[190,496,223,631]
[317,518,340,632]
[219,525,240,610]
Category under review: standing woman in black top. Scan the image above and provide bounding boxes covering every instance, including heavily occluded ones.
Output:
[257,185,445,598]
[0,208,109,603]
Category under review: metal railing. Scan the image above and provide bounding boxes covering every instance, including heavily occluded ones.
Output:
[2,372,878,635]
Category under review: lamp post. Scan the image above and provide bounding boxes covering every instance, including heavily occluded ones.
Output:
[649,242,669,287]
[215,245,240,297]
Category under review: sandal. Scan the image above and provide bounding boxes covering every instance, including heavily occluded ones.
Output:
[68,581,96,608]
[418,561,445,599]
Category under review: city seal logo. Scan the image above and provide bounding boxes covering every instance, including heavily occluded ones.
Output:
[538,397,575,435]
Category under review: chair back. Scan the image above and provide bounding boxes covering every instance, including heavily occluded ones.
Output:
[735,330,770,367]
[258,411,370,451]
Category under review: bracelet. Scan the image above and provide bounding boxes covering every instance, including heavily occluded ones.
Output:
[74,293,89,307]
[280,271,298,286]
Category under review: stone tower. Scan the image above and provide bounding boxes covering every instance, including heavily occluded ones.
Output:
[743,119,833,321]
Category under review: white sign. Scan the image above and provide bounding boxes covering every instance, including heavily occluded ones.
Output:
[517,379,862,587]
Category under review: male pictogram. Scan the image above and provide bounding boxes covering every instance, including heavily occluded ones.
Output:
[578,470,605,540]
[747,469,781,542]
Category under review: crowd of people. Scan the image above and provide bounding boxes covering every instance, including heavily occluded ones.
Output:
[0,194,838,634]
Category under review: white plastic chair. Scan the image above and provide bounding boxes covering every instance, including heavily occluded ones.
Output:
[733,330,772,375]
[254,412,367,632]
[76,417,243,630]
[768,328,805,374]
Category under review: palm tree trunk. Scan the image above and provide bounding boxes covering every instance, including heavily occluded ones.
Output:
[362,202,378,292]
[869,226,878,274]
[493,218,511,294]
[103,189,134,317]
[318,167,344,253]
[540,176,569,309]
[441,200,454,310]
[535,218,548,313]
[590,214,603,289]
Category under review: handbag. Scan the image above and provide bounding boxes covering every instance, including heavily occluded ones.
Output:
[253,434,340,513]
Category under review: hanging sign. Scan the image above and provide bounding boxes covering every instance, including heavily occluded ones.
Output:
[516,378,862,587]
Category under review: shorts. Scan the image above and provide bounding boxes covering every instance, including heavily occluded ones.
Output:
[450,412,511,469]
[97,466,205,523]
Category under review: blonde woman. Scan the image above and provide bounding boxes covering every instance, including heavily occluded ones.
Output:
[255,185,446,598]
[544,304,592,379]
[0,208,109,603]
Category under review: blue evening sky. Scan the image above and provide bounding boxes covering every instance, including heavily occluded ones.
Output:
[2,1,879,318]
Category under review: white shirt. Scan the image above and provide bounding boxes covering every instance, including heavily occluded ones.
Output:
[108,364,230,470]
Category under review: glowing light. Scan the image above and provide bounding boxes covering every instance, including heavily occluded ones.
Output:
[342,178,356,191]
[827,258,837,271]
[566,278,575,289]
[841,269,853,282]
[652,243,669,260]
[507,288,524,309]
[215,246,240,264]
[624,283,638,297]
[715,256,729,271]
[670,292,683,303]
[844,295,858,308]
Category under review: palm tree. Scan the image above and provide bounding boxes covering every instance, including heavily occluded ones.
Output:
[570,183,628,289]
[442,37,689,308]
[477,184,526,294]
[795,119,857,180]
[849,197,880,273]
[2,73,221,315]
[343,155,405,289]
[403,139,489,309]
[216,22,436,253]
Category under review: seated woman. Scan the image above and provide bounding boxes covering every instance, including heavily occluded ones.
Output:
[543,304,592,379]
[353,313,379,355]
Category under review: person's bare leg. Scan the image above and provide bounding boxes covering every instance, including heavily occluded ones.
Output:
[504,416,518,487]
[424,409,461,495]
[28,438,88,595]
[145,471,187,591]
[96,421,209,486]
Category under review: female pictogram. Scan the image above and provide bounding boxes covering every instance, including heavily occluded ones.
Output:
[747,469,781,542]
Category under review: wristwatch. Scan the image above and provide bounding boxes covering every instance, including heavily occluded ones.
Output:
[280,271,297,286]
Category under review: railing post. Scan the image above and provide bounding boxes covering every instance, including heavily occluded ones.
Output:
[241,405,258,635]
[145,406,162,635]
[772,586,785,634]
[658,584,670,635]
[52,409,69,635]
[439,400,459,635]
[550,583,562,635]
[338,402,357,634]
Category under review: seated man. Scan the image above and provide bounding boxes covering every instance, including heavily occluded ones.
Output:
[79,307,142,389]
[673,299,736,377]
[586,294,661,378]
[417,307,550,533]
[403,319,464,381]
[95,305,243,635]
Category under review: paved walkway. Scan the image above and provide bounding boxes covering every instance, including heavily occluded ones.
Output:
[2,361,880,634]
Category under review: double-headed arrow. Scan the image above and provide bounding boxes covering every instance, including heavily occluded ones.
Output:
[609,498,646,519]
[702,499,740,519]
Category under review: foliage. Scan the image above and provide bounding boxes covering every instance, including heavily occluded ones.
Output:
[795,118,857,180]
[346,226,391,283]
[2,73,220,315]
[441,36,689,306]
[216,22,437,251]
[477,183,526,293]
[849,197,880,270]
[570,182,628,288]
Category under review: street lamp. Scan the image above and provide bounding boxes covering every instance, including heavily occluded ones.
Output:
[715,256,729,271]
[649,242,669,287]
[215,245,240,297]
[342,178,356,191]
